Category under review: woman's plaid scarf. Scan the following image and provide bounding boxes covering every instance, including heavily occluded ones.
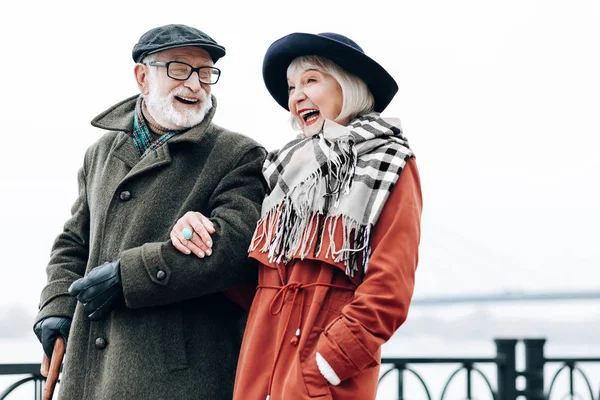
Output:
[249,113,413,277]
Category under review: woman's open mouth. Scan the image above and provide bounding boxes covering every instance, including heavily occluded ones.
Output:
[299,109,320,126]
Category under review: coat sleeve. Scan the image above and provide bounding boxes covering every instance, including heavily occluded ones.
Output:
[34,154,91,326]
[315,157,422,384]
[120,145,267,309]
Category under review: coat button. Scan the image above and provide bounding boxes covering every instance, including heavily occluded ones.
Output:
[156,270,166,280]
[119,190,131,201]
[95,337,107,350]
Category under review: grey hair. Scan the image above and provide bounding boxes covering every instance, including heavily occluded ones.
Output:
[286,55,374,130]
[141,53,157,64]
[140,54,160,83]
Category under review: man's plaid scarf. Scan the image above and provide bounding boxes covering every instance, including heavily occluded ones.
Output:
[249,113,413,277]
[132,95,183,157]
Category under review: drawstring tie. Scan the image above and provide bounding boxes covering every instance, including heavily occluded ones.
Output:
[258,282,352,400]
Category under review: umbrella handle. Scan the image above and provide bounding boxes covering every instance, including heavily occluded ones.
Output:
[41,336,65,400]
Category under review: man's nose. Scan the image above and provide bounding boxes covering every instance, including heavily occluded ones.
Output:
[183,72,202,92]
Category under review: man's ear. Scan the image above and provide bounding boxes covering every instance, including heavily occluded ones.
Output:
[134,64,150,95]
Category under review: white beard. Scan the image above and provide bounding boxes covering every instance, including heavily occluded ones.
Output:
[145,81,213,130]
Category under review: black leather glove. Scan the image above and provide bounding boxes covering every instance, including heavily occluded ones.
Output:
[68,260,125,321]
[34,316,71,359]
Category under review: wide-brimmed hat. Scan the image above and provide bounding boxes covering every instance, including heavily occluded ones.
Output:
[262,32,398,112]
[132,24,226,63]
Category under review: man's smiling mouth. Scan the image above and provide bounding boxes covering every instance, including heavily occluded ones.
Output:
[175,96,199,105]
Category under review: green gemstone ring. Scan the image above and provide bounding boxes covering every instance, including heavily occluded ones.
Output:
[182,227,193,240]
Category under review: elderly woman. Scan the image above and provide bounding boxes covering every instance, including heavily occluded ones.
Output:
[171,32,422,400]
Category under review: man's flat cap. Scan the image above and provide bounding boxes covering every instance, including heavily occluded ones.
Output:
[132,24,226,63]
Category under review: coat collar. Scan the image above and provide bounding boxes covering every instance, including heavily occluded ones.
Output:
[91,94,218,174]
[90,94,218,144]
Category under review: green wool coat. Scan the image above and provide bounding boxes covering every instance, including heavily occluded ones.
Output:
[34,95,267,399]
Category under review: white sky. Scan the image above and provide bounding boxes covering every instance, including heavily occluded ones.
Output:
[0,0,599,315]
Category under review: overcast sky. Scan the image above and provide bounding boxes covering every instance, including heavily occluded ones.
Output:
[0,0,598,318]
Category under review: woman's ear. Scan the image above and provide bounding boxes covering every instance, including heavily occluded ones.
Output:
[134,64,150,95]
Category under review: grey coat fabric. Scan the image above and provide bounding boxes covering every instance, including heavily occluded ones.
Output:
[34,95,267,399]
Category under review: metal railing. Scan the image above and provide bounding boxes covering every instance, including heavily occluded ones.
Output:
[378,339,515,400]
[0,364,45,400]
[377,338,600,400]
[2,338,599,399]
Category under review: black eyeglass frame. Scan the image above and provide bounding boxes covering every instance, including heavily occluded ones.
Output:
[147,61,221,85]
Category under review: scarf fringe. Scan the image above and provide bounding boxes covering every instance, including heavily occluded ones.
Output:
[249,205,372,278]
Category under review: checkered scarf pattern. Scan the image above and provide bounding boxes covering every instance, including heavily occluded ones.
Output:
[249,113,413,277]
[132,95,182,158]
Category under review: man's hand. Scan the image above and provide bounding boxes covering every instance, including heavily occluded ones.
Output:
[34,316,71,359]
[68,260,125,321]
[170,211,215,258]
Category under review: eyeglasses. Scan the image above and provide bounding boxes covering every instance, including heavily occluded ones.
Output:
[148,61,221,85]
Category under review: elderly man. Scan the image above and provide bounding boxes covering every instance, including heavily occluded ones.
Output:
[33,24,266,399]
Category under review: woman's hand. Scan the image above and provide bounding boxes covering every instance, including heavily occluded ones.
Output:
[170,211,215,258]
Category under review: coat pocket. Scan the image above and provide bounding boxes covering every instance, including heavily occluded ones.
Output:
[300,327,331,398]
[161,308,188,372]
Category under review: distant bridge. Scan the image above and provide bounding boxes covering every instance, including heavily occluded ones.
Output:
[411,289,600,306]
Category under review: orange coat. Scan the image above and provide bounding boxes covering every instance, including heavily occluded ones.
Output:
[233,157,422,400]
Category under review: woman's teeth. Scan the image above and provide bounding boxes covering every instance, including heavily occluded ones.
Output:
[299,109,320,122]
[306,113,319,123]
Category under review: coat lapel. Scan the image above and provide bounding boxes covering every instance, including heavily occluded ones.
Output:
[111,134,139,169]
[109,133,173,181]
[126,144,172,180]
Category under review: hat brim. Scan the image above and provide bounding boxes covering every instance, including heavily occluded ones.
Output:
[262,33,398,113]
[137,42,226,63]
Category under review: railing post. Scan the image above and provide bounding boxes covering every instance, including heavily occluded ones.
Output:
[396,363,405,400]
[523,338,546,400]
[495,339,518,400]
